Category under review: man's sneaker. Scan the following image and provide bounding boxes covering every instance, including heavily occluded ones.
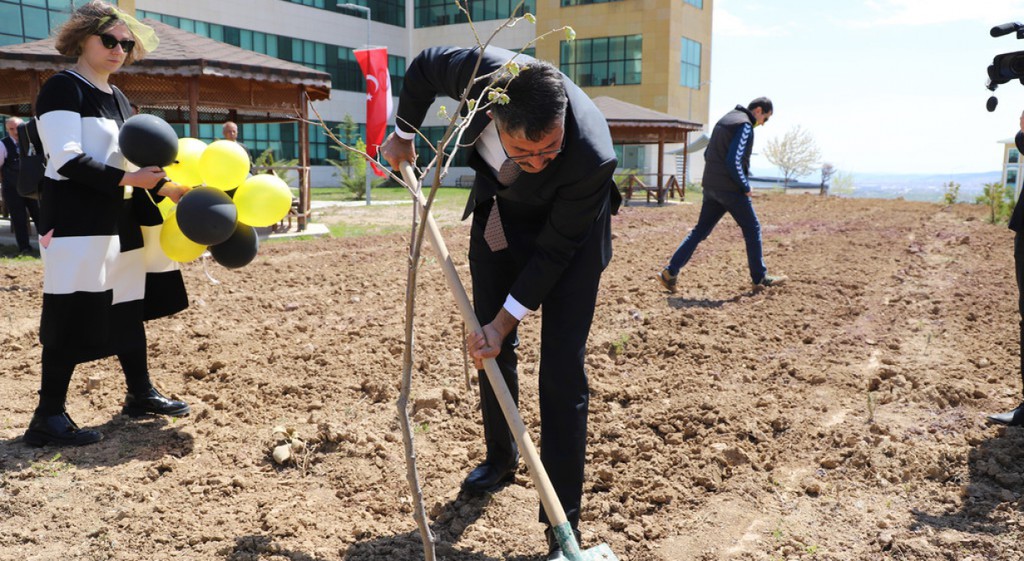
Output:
[756,274,788,288]
[656,268,677,293]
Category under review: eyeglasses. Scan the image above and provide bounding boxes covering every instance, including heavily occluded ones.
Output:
[96,33,135,54]
[499,129,566,162]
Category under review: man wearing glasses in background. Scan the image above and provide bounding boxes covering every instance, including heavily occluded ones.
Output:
[380,45,620,560]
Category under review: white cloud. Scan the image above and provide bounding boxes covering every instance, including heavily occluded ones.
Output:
[714,8,793,38]
[855,0,1024,27]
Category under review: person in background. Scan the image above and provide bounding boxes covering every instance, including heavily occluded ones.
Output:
[222,120,253,168]
[23,0,192,447]
[656,97,787,293]
[0,116,40,254]
[989,109,1024,426]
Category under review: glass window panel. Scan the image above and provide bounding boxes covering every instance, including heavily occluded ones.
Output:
[626,35,642,59]
[254,32,266,54]
[1009,169,1018,186]
[0,4,22,37]
[23,6,48,38]
[609,36,624,58]
[1011,149,1020,165]
[48,9,70,32]
[241,29,253,50]
[21,0,46,7]
[194,21,209,37]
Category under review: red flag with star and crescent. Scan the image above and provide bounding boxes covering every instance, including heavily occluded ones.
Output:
[355,47,393,177]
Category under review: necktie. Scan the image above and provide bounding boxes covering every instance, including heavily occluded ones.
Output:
[497,158,521,187]
[483,158,520,252]
[483,200,508,252]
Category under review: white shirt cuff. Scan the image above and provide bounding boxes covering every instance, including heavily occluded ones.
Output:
[395,128,416,140]
[503,295,530,321]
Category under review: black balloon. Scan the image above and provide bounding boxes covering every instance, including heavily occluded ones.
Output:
[210,223,259,269]
[176,187,238,245]
[119,114,178,168]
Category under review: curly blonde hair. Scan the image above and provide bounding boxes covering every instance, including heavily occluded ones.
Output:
[54,0,148,64]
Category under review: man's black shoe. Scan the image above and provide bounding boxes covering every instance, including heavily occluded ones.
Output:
[545,526,582,561]
[461,460,517,494]
[123,388,191,418]
[23,410,103,447]
[988,401,1024,426]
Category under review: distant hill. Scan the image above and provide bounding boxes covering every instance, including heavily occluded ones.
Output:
[747,169,1005,203]
[848,171,1004,202]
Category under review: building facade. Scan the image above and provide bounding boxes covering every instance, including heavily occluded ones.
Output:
[0,0,712,186]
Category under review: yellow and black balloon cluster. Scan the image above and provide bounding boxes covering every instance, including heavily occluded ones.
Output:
[119,115,293,269]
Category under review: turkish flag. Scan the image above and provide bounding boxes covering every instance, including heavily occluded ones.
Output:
[355,47,393,177]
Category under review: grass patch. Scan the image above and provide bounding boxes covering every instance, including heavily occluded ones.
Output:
[0,247,40,262]
[309,185,469,203]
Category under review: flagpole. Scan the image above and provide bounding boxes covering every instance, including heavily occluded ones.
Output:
[341,2,373,205]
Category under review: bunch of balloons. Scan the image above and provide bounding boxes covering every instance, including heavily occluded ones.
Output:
[119,114,294,269]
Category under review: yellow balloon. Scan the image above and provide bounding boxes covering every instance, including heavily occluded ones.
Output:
[160,208,207,262]
[234,174,294,227]
[156,196,175,219]
[198,140,250,191]
[164,137,207,187]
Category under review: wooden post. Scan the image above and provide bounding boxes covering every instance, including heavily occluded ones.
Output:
[656,132,665,204]
[681,130,690,201]
[298,88,310,231]
[188,78,199,138]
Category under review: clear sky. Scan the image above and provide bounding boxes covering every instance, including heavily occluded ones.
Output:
[709,0,1024,177]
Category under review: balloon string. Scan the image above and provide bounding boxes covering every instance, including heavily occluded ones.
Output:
[201,251,220,285]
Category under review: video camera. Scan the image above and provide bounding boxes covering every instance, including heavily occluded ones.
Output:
[986,22,1024,111]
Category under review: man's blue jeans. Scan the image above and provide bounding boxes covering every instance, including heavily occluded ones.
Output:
[667,188,767,284]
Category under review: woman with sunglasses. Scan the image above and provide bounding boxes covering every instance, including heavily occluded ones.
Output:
[24,1,192,447]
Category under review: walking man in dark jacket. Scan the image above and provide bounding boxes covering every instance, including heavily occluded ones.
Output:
[657,97,786,292]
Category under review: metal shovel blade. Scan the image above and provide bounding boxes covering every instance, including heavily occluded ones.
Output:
[551,523,620,561]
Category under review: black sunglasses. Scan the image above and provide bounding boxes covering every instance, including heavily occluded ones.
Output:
[96,33,135,54]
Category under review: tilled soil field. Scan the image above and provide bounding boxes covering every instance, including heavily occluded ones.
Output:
[2,193,1024,561]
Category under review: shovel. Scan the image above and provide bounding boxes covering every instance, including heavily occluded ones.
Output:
[399,162,619,561]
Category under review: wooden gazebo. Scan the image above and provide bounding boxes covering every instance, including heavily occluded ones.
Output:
[592,96,702,202]
[0,19,332,229]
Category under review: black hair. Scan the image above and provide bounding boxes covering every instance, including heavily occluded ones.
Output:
[489,60,567,141]
[748,97,773,114]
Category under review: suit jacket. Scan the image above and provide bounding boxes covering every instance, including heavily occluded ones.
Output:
[396,46,620,311]
[1011,131,1024,233]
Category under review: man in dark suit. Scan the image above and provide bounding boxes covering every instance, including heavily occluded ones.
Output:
[989,110,1024,426]
[0,117,40,254]
[380,46,620,558]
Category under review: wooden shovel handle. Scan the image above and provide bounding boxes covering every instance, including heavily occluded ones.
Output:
[399,161,569,529]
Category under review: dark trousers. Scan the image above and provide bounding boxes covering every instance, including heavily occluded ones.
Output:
[1016,231,1024,397]
[667,188,767,283]
[1,181,39,252]
[468,198,606,530]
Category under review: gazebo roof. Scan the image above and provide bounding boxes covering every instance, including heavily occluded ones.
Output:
[0,19,331,123]
[592,96,702,144]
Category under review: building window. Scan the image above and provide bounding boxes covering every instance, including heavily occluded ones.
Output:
[414,0,535,28]
[614,144,646,171]
[561,0,622,6]
[683,0,702,8]
[1009,168,1019,189]
[1011,148,1020,165]
[680,36,701,88]
[0,0,72,47]
[280,0,406,28]
[413,126,470,167]
[140,11,405,95]
[144,11,406,166]
[560,34,642,87]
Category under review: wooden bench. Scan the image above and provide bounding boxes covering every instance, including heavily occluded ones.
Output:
[620,174,685,205]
